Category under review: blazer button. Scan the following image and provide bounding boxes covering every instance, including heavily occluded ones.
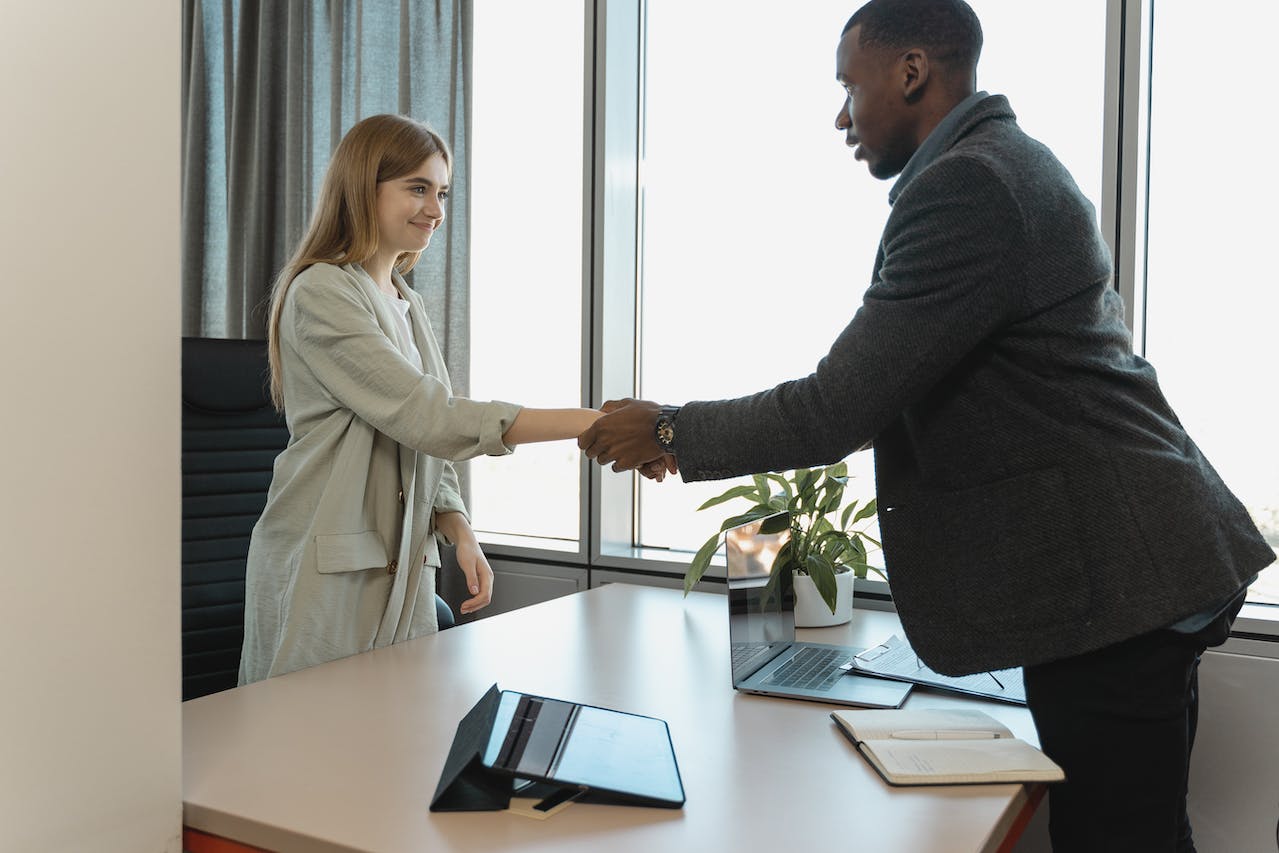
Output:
[387,559,399,575]
[398,490,405,504]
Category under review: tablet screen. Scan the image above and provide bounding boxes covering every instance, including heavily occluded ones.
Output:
[481,690,684,806]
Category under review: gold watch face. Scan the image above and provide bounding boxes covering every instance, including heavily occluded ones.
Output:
[656,418,675,447]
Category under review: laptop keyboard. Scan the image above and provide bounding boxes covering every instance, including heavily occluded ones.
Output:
[765,647,849,691]
[732,643,770,669]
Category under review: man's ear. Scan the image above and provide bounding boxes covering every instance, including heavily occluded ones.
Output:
[900,48,930,103]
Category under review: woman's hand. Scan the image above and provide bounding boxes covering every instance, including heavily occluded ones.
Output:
[435,511,494,616]
[638,454,678,482]
[454,539,494,616]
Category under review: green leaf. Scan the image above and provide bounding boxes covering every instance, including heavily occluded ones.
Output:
[718,507,783,533]
[765,473,794,500]
[841,557,869,580]
[811,529,851,554]
[752,474,772,503]
[697,484,761,512]
[806,553,839,614]
[851,498,878,523]
[825,461,848,479]
[822,539,848,562]
[684,532,723,595]
[794,468,817,500]
[796,488,815,518]
[840,500,860,530]
[759,512,791,535]
[820,484,843,514]
[767,495,788,512]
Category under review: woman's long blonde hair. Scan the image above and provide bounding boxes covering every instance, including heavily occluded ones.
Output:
[266,114,453,410]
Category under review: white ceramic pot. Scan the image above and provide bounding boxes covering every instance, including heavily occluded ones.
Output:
[792,569,854,627]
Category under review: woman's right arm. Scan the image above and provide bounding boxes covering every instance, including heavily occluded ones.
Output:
[286,267,519,461]
[502,408,602,446]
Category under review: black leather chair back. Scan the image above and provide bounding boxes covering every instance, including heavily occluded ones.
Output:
[181,338,287,699]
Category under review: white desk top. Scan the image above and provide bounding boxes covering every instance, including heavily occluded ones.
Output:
[183,584,1041,853]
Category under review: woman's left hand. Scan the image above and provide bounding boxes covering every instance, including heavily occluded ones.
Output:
[435,510,495,617]
[455,539,494,616]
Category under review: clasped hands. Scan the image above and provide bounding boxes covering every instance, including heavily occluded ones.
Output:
[578,398,678,482]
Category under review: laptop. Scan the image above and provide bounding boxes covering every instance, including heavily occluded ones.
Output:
[725,512,912,708]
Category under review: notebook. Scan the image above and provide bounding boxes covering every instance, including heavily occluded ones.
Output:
[726,513,912,709]
[831,707,1064,786]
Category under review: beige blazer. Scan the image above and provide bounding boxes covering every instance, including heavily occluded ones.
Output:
[239,262,521,683]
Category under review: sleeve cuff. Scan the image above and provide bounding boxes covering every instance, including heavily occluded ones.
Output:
[480,401,523,456]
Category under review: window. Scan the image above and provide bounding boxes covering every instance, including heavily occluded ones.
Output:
[636,0,1109,555]
[469,1,1277,625]
[469,0,587,549]
[1140,1,1279,604]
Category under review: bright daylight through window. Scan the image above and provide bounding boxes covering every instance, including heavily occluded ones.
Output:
[1141,1,1279,603]
[468,0,586,547]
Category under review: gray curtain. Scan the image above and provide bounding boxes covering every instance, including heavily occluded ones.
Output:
[180,0,473,396]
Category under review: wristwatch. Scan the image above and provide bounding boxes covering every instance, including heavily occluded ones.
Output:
[654,405,681,453]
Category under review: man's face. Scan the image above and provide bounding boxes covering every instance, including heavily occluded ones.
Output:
[834,25,917,180]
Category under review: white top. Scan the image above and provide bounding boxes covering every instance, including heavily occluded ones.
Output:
[383,291,424,370]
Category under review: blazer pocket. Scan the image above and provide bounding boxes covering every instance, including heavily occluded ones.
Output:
[315,531,390,574]
[884,467,1091,632]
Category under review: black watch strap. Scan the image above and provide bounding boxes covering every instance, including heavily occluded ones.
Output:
[655,405,681,453]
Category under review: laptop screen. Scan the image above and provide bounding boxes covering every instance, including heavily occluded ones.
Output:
[726,512,795,685]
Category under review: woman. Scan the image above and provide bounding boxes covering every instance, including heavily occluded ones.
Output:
[239,114,600,683]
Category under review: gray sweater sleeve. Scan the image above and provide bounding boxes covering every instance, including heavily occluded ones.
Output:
[674,156,1027,481]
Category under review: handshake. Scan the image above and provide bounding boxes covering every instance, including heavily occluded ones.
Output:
[578,398,679,483]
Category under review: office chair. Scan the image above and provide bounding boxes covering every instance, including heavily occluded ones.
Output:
[181,337,454,700]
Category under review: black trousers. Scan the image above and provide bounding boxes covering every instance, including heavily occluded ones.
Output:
[1023,593,1244,853]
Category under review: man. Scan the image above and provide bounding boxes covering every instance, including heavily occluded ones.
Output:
[577,1,1274,851]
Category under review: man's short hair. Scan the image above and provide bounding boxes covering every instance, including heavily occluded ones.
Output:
[843,0,983,71]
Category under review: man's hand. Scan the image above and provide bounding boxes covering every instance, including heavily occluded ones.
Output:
[578,398,667,472]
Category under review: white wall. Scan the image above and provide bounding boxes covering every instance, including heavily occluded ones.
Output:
[0,2,182,851]
[1188,645,1279,853]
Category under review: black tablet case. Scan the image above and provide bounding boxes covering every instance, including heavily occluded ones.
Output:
[430,684,516,811]
[430,684,685,811]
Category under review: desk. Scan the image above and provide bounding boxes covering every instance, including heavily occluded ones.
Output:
[183,584,1043,853]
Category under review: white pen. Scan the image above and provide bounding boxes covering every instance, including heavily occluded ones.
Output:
[890,730,1002,740]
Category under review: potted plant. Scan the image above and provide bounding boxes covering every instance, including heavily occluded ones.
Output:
[684,462,885,626]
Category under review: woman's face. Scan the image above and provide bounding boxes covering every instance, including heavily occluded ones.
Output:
[374,153,450,257]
